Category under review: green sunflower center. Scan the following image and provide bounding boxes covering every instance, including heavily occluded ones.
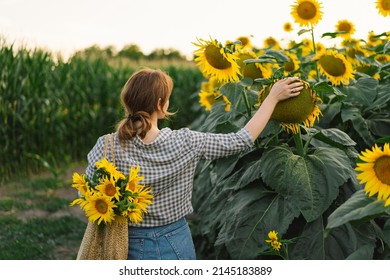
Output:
[105,183,116,196]
[95,199,108,214]
[205,45,232,70]
[319,55,346,77]
[297,1,317,20]
[374,156,390,185]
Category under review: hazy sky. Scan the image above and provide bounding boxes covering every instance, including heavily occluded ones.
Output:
[0,0,388,59]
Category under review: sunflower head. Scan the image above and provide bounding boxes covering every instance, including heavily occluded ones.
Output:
[84,193,116,225]
[291,0,323,27]
[97,176,121,201]
[283,22,293,32]
[193,37,240,84]
[96,158,125,180]
[283,52,301,75]
[258,79,322,134]
[263,37,280,49]
[236,36,253,51]
[335,19,356,38]
[72,172,89,196]
[355,143,390,206]
[376,0,390,17]
[265,230,282,251]
[375,54,390,64]
[313,49,354,86]
[236,52,272,80]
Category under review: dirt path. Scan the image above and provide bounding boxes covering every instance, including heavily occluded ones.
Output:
[0,164,89,259]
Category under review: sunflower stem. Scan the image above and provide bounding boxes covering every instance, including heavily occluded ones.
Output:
[293,127,305,157]
[309,26,320,80]
[242,88,252,119]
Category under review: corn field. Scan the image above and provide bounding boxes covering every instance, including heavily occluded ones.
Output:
[0,39,203,181]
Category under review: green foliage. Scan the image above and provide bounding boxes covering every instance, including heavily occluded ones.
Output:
[191,34,390,260]
[0,40,203,181]
[0,216,85,259]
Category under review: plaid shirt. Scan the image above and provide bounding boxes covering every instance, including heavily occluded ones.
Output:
[86,127,254,227]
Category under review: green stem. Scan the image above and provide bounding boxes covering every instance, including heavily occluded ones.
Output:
[293,126,305,157]
[242,88,252,119]
[309,25,320,81]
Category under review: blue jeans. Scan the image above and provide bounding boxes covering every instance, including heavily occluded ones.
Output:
[127,218,196,260]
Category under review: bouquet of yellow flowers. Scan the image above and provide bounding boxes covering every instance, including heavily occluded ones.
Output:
[70,158,153,225]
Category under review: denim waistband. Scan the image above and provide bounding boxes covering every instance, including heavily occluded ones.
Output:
[128,218,186,238]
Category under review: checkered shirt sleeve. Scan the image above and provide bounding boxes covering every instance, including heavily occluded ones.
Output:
[85,127,254,227]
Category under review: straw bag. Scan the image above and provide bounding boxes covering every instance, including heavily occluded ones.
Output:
[76,133,129,260]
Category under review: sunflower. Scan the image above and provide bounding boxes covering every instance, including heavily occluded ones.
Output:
[335,19,356,38]
[345,45,369,65]
[126,208,144,224]
[367,31,382,47]
[258,79,322,134]
[236,36,253,51]
[72,172,89,196]
[313,49,354,86]
[96,175,121,201]
[354,62,379,79]
[263,36,280,49]
[375,54,390,64]
[283,52,301,75]
[315,42,326,55]
[199,76,231,112]
[193,37,240,84]
[307,70,318,81]
[96,158,125,180]
[235,51,272,80]
[355,143,390,206]
[265,230,282,251]
[283,22,293,32]
[376,0,390,17]
[126,165,144,192]
[299,38,314,56]
[199,90,218,111]
[131,184,154,213]
[291,0,323,27]
[83,192,116,225]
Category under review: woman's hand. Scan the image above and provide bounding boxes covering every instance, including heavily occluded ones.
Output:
[267,77,303,102]
[244,77,303,141]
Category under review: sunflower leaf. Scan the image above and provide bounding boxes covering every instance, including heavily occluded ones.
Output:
[260,145,354,222]
[290,216,377,259]
[321,31,347,38]
[306,127,356,149]
[325,190,390,232]
[215,185,299,259]
[265,49,290,63]
[341,103,376,147]
[297,29,311,36]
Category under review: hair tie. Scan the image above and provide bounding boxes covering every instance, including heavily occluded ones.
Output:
[127,114,141,122]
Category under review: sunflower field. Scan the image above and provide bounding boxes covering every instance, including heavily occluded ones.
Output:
[190,0,390,259]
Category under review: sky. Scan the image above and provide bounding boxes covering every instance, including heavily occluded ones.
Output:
[0,0,388,59]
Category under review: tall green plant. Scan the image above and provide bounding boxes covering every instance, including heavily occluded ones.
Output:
[191,46,389,260]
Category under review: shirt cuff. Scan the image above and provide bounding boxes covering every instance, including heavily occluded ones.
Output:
[237,127,255,148]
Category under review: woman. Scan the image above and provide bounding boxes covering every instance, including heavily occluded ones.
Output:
[85,68,303,260]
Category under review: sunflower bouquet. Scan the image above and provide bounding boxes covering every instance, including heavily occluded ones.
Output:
[70,158,153,225]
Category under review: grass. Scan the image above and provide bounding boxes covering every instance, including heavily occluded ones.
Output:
[0,164,88,260]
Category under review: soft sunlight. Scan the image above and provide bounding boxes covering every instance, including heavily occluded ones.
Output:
[0,0,388,59]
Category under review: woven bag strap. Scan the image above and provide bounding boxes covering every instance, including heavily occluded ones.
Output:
[103,133,115,165]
